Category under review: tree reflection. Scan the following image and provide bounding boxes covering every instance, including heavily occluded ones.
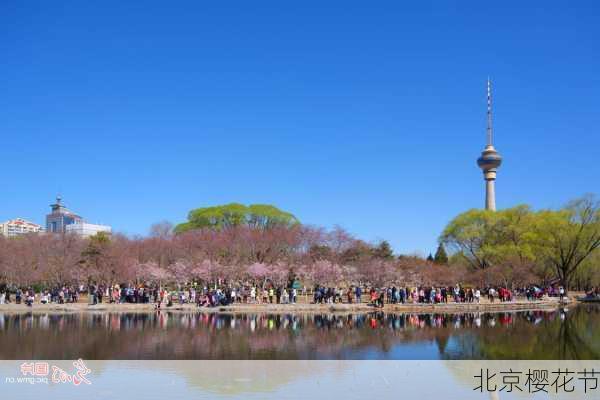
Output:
[0,306,598,359]
[439,306,600,360]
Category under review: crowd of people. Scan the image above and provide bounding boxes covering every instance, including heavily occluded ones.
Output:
[0,281,572,308]
[83,284,304,309]
[585,287,600,298]
[311,284,514,307]
[0,286,80,306]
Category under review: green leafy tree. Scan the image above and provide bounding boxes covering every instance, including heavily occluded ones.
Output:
[441,197,600,289]
[440,206,538,271]
[484,205,541,286]
[440,208,498,269]
[174,203,299,233]
[433,244,449,264]
[532,195,600,291]
[572,250,600,291]
[487,205,537,265]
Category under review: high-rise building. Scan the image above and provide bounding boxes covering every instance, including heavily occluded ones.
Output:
[65,222,112,238]
[0,218,44,237]
[45,196,83,233]
[45,196,112,237]
[477,79,503,211]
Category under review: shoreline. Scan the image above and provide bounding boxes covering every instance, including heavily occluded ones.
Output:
[0,297,575,315]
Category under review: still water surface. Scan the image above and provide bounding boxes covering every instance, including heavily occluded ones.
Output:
[1,305,598,359]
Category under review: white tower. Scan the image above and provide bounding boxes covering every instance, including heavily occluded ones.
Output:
[477,79,503,211]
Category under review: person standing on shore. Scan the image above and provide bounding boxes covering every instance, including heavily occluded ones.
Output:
[378,291,385,308]
[346,287,353,304]
[559,286,565,302]
[489,287,496,303]
[281,288,289,304]
[370,288,379,306]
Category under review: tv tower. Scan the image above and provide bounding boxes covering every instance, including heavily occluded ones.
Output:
[477,78,503,211]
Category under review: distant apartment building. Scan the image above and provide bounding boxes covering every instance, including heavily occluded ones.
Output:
[46,196,112,237]
[65,222,112,238]
[0,218,44,237]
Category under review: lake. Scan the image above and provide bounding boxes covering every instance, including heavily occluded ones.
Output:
[1,305,598,360]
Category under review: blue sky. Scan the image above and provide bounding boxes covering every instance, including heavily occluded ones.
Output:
[1,2,599,254]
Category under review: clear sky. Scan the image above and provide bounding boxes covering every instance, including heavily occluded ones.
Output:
[1,1,599,255]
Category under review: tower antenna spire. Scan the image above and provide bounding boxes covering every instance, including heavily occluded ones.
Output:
[487,77,493,146]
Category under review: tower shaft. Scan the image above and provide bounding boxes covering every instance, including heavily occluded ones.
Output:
[485,175,496,211]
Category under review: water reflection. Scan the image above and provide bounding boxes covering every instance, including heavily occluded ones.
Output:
[0,306,598,359]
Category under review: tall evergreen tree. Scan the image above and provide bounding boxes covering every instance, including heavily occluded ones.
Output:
[434,244,449,264]
[372,240,394,260]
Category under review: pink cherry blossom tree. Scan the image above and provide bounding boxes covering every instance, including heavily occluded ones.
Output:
[268,262,291,286]
[167,260,192,288]
[246,262,269,287]
[191,259,221,288]
[302,260,343,286]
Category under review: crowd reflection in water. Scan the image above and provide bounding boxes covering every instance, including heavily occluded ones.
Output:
[0,307,593,359]
[0,309,566,333]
